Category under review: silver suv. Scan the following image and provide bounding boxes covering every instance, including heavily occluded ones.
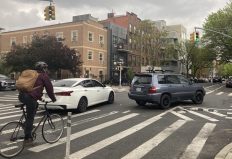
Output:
[128,71,205,109]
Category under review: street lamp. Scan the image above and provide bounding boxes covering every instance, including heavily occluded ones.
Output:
[114,59,124,88]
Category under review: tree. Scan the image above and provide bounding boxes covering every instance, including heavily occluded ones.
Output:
[0,59,13,75]
[131,20,167,66]
[203,1,232,62]
[218,63,232,77]
[4,35,82,77]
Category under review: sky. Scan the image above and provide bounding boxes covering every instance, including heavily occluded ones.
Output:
[0,0,231,35]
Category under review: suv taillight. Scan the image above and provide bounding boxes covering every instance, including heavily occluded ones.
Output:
[148,86,156,94]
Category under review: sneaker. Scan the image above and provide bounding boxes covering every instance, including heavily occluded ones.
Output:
[23,138,34,147]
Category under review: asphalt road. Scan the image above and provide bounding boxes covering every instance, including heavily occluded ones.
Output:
[0,83,231,159]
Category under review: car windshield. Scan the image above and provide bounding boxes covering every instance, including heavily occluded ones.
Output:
[132,75,152,85]
[0,74,8,79]
[53,80,77,87]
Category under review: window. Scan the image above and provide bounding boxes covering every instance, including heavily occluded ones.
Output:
[178,75,189,84]
[10,37,16,46]
[71,30,78,42]
[30,35,33,42]
[23,36,27,44]
[87,50,93,60]
[129,24,132,32]
[132,75,152,85]
[88,32,94,42]
[166,75,180,84]
[56,32,63,42]
[99,35,104,44]
[158,75,166,84]
[92,80,103,87]
[99,53,103,63]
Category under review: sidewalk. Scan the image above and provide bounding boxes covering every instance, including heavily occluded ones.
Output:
[215,143,232,159]
[109,85,130,93]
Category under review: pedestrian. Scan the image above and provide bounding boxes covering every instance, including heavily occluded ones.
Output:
[18,61,56,146]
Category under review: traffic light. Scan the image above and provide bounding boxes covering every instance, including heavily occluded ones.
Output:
[195,32,200,42]
[49,5,55,20]
[44,5,55,21]
[44,6,50,21]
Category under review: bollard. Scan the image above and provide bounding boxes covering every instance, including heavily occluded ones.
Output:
[65,112,72,159]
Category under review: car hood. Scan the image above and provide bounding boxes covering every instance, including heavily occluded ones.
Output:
[0,78,15,83]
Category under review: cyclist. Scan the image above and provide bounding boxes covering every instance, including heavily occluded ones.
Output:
[18,61,56,146]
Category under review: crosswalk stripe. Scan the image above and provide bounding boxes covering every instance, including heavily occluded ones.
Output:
[69,115,163,159]
[228,93,232,97]
[0,106,15,110]
[180,123,216,159]
[121,120,186,159]
[216,92,224,95]
[29,113,139,152]
[171,111,194,121]
[0,110,44,120]
[0,99,18,101]
[0,97,18,99]
[0,104,14,107]
[0,109,21,116]
[180,107,219,122]
[205,110,227,117]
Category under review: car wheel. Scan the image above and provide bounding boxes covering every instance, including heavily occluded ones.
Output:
[192,91,204,104]
[77,97,88,113]
[160,94,171,109]
[136,100,146,106]
[108,92,114,104]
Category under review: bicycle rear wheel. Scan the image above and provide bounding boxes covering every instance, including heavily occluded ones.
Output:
[42,114,64,143]
[0,122,24,158]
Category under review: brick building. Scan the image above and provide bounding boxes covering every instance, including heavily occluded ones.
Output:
[0,14,108,81]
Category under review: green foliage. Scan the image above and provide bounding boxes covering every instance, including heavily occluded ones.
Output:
[0,59,13,75]
[203,2,232,62]
[4,35,82,76]
[131,20,167,66]
[126,68,134,83]
[219,63,232,77]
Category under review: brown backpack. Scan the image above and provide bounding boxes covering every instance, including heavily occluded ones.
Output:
[16,70,40,92]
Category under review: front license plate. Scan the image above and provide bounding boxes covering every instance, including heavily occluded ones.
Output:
[136,88,141,92]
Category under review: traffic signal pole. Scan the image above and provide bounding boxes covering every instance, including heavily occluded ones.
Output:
[195,27,232,39]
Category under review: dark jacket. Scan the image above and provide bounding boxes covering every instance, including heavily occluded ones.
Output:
[28,70,56,102]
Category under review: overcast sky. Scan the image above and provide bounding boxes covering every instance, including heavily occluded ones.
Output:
[0,0,230,35]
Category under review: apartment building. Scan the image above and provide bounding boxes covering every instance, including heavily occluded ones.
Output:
[0,14,108,81]
[101,12,142,74]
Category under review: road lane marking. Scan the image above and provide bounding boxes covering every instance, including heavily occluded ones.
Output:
[180,123,216,159]
[29,113,139,152]
[216,92,224,95]
[0,106,15,110]
[121,120,186,159]
[0,110,22,116]
[122,110,131,113]
[69,115,163,159]
[0,110,44,120]
[228,93,232,97]
[206,85,224,94]
[205,110,226,117]
[0,104,14,107]
[179,107,218,122]
[171,111,194,121]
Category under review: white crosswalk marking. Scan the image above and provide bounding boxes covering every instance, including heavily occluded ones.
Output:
[180,123,216,159]
[171,111,194,121]
[216,92,224,95]
[29,113,139,152]
[69,114,162,159]
[180,107,219,122]
[228,93,232,97]
[121,120,186,159]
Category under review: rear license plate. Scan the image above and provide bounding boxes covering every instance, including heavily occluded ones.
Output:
[136,88,141,92]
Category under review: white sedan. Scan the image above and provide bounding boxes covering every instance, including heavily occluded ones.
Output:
[41,78,115,112]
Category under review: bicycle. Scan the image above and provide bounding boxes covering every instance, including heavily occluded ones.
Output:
[0,100,64,158]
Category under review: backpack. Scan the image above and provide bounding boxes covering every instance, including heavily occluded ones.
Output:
[16,70,40,92]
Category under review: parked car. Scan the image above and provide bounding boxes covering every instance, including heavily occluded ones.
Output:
[128,71,205,109]
[0,74,16,91]
[213,77,222,83]
[226,77,232,87]
[40,78,115,112]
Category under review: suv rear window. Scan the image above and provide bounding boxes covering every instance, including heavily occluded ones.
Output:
[132,75,152,85]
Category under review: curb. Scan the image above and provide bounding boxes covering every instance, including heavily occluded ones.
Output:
[215,143,232,159]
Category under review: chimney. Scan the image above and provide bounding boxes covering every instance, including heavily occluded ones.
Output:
[108,12,114,18]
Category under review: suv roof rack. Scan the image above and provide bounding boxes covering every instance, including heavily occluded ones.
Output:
[145,69,174,73]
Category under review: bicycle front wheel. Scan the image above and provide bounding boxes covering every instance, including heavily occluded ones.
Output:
[42,114,64,143]
[0,122,24,158]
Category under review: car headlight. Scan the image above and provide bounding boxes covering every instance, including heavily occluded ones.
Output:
[1,81,7,86]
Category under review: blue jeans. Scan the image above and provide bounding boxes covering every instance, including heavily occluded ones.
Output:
[18,92,38,139]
